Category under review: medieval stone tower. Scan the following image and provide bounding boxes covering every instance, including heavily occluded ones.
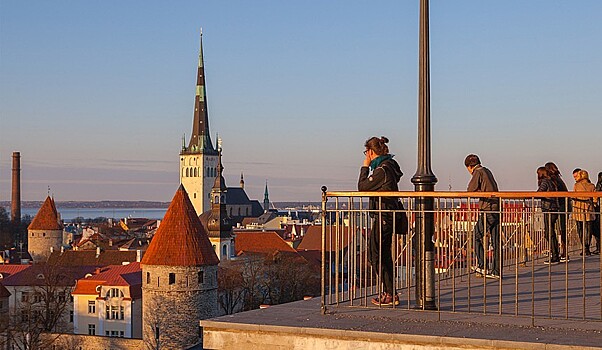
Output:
[141,185,219,349]
[180,30,219,215]
[28,196,63,263]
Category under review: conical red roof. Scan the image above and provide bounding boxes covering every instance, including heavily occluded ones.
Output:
[141,185,219,267]
[28,196,63,230]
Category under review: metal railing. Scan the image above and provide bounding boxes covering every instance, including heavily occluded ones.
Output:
[320,190,602,322]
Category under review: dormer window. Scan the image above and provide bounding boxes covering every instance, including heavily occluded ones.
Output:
[106,288,124,299]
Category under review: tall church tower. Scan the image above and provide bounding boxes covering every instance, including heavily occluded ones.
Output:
[141,185,219,349]
[28,196,63,263]
[180,30,218,215]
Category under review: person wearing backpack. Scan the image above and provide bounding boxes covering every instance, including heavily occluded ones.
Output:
[358,136,403,306]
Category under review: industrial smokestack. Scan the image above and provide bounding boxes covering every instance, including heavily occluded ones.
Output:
[11,152,21,224]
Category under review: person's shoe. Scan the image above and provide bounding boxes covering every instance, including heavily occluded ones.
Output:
[544,259,559,265]
[593,250,600,255]
[485,272,500,279]
[586,250,592,256]
[560,256,570,263]
[371,293,399,306]
[471,266,485,275]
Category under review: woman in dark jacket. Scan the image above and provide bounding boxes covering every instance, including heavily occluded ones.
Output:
[358,136,403,306]
[545,162,569,261]
[538,167,560,264]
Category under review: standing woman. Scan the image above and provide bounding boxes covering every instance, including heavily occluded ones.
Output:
[545,162,569,261]
[537,167,560,264]
[358,136,403,306]
[572,170,596,256]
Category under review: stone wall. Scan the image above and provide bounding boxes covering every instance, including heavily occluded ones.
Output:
[28,229,63,263]
[142,264,218,349]
[41,333,143,350]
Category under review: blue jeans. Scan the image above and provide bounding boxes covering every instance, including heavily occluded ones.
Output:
[474,212,501,275]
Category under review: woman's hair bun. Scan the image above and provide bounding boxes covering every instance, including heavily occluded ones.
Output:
[380,136,389,144]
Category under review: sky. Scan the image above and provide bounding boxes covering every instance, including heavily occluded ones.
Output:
[1,1,601,203]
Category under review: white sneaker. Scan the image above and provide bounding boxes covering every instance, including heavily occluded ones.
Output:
[471,266,485,275]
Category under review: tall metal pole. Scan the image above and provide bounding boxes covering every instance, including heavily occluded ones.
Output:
[410,0,438,310]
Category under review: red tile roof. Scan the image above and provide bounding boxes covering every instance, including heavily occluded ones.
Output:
[72,262,142,298]
[297,225,356,252]
[47,250,140,266]
[28,196,63,231]
[141,185,219,267]
[1,265,96,287]
[235,231,297,255]
[0,264,30,279]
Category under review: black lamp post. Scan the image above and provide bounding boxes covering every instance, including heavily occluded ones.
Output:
[410,0,438,310]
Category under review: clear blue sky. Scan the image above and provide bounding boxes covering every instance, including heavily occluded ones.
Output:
[1,1,601,202]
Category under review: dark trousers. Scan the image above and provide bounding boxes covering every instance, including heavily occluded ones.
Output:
[369,217,394,295]
[543,211,559,260]
[576,221,593,253]
[558,204,568,256]
[474,212,501,275]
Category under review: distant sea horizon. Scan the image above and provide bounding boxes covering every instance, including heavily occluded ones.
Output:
[1,200,321,222]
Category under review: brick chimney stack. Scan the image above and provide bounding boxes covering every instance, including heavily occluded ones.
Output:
[11,152,21,224]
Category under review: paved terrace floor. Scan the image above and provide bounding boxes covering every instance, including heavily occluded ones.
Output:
[203,255,602,349]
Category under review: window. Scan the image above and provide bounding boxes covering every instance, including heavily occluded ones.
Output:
[157,277,160,287]
[70,311,74,322]
[88,300,96,314]
[106,305,123,320]
[106,288,124,299]
[146,272,150,284]
[105,331,109,336]
[198,271,204,284]
[88,324,95,335]
[169,273,175,285]
[222,245,227,258]
[120,330,124,338]
[21,291,29,303]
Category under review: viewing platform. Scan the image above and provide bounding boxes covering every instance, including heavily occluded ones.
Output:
[203,191,602,349]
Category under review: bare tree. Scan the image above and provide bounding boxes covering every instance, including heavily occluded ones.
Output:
[4,264,73,350]
[217,265,245,315]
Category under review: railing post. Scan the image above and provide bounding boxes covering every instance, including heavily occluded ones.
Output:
[410,0,438,310]
[321,186,328,314]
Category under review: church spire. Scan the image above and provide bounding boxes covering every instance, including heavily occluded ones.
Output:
[187,29,215,153]
[263,180,270,212]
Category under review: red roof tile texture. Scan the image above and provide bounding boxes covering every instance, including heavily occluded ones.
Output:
[235,231,297,255]
[141,185,219,267]
[0,264,30,279]
[28,196,63,231]
[72,262,142,298]
[47,250,140,266]
[1,265,97,287]
[296,225,356,252]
